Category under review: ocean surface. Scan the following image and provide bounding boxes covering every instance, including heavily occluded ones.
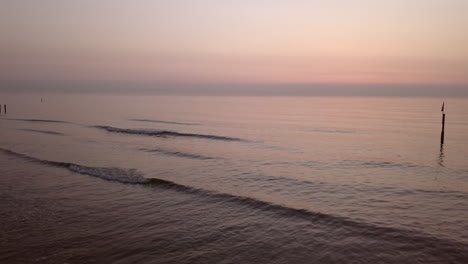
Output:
[1,94,468,263]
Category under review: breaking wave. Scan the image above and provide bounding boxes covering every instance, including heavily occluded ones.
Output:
[67,166,151,184]
[93,125,246,142]
[0,148,150,184]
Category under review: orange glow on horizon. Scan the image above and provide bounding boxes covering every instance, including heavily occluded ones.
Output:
[1,0,467,86]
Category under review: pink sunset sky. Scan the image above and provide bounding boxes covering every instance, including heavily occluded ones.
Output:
[1,0,467,86]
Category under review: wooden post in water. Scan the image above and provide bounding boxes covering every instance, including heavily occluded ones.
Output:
[440,102,445,145]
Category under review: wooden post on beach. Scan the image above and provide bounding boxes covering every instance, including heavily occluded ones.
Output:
[440,102,445,145]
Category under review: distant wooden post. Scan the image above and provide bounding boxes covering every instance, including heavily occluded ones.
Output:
[440,102,445,145]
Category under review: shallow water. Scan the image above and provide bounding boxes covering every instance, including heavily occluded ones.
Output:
[1,94,468,263]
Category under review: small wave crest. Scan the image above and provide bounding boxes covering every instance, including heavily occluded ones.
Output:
[260,159,421,171]
[8,118,69,124]
[93,125,245,142]
[139,148,219,160]
[306,129,355,134]
[18,128,65,136]
[130,119,200,126]
[339,160,419,169]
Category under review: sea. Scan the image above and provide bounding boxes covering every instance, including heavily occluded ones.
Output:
[1,94,467,263]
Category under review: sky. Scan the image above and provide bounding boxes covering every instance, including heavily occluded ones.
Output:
[0,0,467,92]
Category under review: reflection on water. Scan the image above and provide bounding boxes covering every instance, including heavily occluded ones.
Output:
[438,143,445,167]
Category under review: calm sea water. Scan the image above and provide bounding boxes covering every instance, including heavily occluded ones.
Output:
[1,94,468,263]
